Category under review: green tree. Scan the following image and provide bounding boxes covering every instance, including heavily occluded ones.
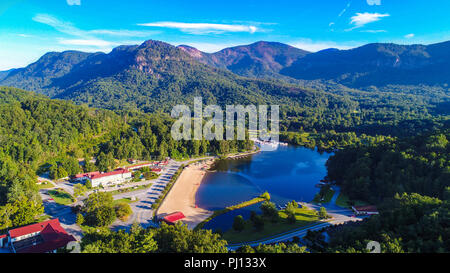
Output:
[319,207,328,219]
[76,213,85,225]
[232,215,245,232]
[96,152,116,172]
[260,201,279,222]
[260,191,271,201]
[115,202,132,221]
[132,170,142,182]
[252,215,265,231]
[10,196,44,227]
[83,192,116,227]
[153,222,228,253]
[73,184,87,198]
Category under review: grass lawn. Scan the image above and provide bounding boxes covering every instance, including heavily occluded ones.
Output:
[38,181,54,189]
[312,187,335,203]
[113,197,138,205]
[195,196,266,230]
[48,189,75,205]
[335,193,369,208]
[144,172,159,180]
[222,207,319,244]
[36,214,52,222]
[109,184,152,195]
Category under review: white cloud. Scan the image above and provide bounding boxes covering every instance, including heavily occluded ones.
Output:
[32,14,153,50]
[67,0,81,5]
[405,33,415,39]
[138,22,258,34]
[349,12,389,29]
[361,29,387,33]
[33,14,86,37]
[17,33,34,38]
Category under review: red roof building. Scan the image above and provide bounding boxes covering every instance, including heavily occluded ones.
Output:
[151,168,162,173]
[73,171,100,179]
[90,168,130,180]
[158,160,169,166]
[162,211,185,225]
[125,162,156,171]
[4,219,76,253]
[352,205,379,215]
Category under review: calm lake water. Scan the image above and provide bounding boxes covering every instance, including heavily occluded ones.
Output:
[195,145,332,231]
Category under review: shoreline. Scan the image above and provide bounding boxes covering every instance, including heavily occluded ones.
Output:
[224,147,260,160]
[157,159,215,229]
[157,149,260,229]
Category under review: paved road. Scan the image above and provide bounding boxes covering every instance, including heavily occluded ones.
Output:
[39,156,214,236]
[112,160,182,230]
[111,157,214,231]
[39,188,83,241]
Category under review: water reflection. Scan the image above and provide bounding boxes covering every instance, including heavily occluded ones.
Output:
[196,146,332,231]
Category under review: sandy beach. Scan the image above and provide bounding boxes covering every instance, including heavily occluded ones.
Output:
[157,160,214,229]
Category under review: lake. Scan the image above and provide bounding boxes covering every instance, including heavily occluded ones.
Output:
[195,145,332,231]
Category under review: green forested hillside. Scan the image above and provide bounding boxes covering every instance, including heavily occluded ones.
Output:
[0,86,121,230]
[0,86,254,231]
[281,41,450,86]
[305,131,450,253]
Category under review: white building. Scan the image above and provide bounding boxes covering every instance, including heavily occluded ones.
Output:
[89,168,132,187]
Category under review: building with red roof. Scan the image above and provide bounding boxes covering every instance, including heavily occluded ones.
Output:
[161,211,185,225]
[71,169,132,188]
[125,162,156,171]
[0,219,76,253]
[72,171,100,183]
[0,234,6,248]
[352,205,379,215]
[151,168,162,173]
[158,160,169,166]
[89,168,132,187]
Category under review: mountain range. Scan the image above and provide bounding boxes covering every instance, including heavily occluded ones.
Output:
[0,39,449,111]
[1,40,337,112]
[178,41,310,79]
[178,40,450,86]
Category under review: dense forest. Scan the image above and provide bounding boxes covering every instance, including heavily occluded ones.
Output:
[303,131,449,253]
[0,86,253,231]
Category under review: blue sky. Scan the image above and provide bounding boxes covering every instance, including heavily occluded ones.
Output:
[1,0,449,70]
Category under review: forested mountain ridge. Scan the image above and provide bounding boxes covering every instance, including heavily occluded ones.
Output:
[2,51,94,97]
[178,41,310,78]
[0,40,341,113]
[0,69,15,81]
[177,40,450,86]
[281,41,450,86]
[2,40,450,114]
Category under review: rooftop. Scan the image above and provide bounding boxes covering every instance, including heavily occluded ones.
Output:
[8,219,76,253]
[163,211,185,223]
[90,168,130,180]
[353,205,378,212]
